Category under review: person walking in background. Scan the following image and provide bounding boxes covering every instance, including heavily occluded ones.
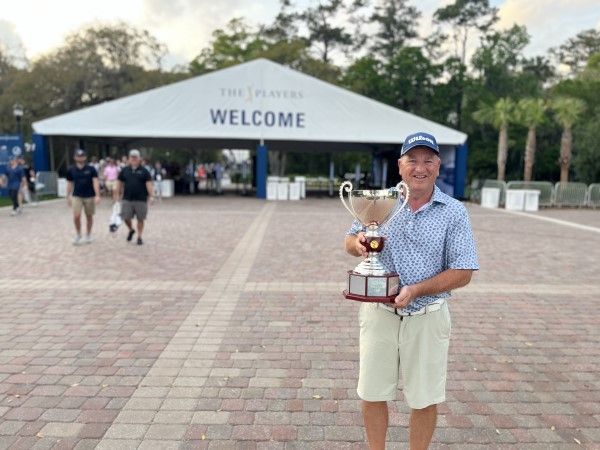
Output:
[197,163,207,192]
[97,158,106,195]
[5,156,26,216]
[214,161,223,195]
[17,156,30,208]
[116,149,153,245]
[103,158,119,198]
[206,163,214,193]
[26,165,38,205]
[152,161,166,201]
[90,156,100,173]
[66,149,101,245]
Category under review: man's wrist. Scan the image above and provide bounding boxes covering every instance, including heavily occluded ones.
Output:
[409,283,422,300]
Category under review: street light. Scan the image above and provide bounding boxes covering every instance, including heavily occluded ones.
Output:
[13,103,23,136]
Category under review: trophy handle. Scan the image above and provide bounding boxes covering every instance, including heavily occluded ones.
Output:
[386,181,410,224]
[339,181,361,223]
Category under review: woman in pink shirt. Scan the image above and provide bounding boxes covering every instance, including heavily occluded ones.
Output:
[103,159,119,197]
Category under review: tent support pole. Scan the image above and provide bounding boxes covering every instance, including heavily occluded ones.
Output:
[49,136,55,172]
[454,142,468,199]
[256,142,267,199]
[328,155,334,197]
[32,134,49,171]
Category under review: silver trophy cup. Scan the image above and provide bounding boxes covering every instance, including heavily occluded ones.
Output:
[340,181,409,302]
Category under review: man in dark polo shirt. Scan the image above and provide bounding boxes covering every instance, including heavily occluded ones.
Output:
[66,149,100,245]
[116,149,153,245]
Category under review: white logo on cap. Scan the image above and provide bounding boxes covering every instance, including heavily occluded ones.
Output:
[407,135,436,146]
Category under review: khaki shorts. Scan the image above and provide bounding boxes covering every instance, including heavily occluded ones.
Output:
[357,301,451,409]
[105,180,117,191]
[72,196,95,216]
[121,200,148,221]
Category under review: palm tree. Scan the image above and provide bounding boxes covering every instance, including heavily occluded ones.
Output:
[515,98,546,182]
[473,97,514,181]
[550,97,586,182]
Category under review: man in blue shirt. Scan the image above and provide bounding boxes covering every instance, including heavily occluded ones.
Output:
[5,156,26,216]
[345,132,479,449]
[66,149,100,245]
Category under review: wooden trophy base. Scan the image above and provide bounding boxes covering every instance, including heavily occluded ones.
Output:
[343,270,399,303]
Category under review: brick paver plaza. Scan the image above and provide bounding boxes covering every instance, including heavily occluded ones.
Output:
[0,197,599,449]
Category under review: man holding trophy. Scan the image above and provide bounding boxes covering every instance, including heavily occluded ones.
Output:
[342,132,479,449]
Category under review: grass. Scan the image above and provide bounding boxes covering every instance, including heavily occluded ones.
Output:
[0,194,58,207]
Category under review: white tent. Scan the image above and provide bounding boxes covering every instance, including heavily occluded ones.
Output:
[33,58,466,148]
[32,58,470,198]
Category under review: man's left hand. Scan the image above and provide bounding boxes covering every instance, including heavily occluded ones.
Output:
[394,285,416,308]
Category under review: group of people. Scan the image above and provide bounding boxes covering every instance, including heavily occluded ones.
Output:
[66,148,154,245]
[3,155,39,215]
[86,155,166,201]
[186,161,224,195]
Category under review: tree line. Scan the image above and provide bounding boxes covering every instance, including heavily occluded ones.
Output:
[0,0,599,183]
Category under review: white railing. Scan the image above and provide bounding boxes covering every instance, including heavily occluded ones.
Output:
[479,179,600,208]
[553,182,588,207]
[587,184,600,209]
[36,171,58,195]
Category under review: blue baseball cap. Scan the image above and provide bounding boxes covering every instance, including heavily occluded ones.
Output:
[401,132,439,156]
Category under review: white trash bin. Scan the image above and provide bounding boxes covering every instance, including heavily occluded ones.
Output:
[295,176,306,199]
[267,176,279,201]
[505,190,526,210]
[57,178,67,197]
[289,182,300,200]
[277,177,289,201]
[523,190,540,211]
[480,187,500,209]
[159,180,174,198]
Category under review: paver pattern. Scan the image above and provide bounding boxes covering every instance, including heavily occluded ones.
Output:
[0,197,599,449]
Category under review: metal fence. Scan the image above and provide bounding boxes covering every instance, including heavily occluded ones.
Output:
[588,184,600,208]
[36,171,58,196]
[479,179,600,208]
[553,182,588,207]
[506,181,554,207]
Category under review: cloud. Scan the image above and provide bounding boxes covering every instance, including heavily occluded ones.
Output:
[498,0,600,55]
[0,20,27,64]
[141,0,281,65]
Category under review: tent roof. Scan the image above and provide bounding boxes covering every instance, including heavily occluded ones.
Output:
[33,58,467,148]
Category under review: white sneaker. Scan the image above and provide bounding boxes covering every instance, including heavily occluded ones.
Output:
[10,210,17,216]
[83,235,93,244]
[73,235,82,246]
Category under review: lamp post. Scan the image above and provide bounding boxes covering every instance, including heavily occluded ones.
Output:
[13,103,23,136]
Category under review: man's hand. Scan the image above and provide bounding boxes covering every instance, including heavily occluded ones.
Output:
[354,232,368,258]
[94,195,101,204]
[394,285,417,309]
[148,196,154,205]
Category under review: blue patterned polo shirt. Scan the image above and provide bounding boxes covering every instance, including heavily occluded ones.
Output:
[347,185,479,314]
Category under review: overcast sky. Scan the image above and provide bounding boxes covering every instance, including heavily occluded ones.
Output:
[1,0,599,69]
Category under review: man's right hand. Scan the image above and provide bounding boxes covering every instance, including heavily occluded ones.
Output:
[354,232,368,258]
